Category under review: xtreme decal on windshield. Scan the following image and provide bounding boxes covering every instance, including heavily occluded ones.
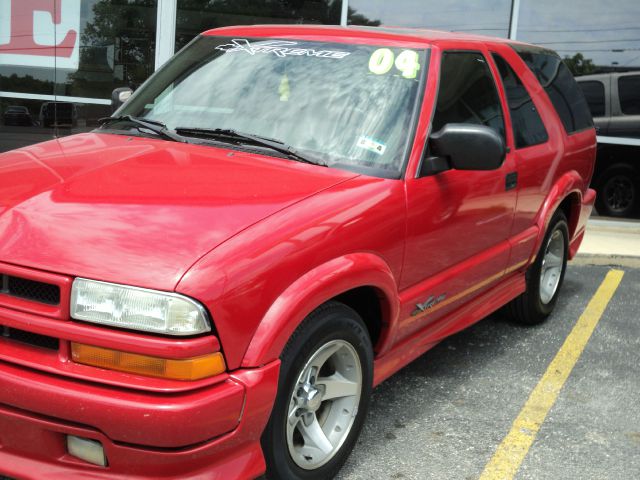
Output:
[215,39,351,59]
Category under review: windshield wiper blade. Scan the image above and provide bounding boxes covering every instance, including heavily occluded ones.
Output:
[98,115,186,143]
[174,127,327,166]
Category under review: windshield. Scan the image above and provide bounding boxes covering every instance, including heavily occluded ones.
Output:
[114,36,428,177]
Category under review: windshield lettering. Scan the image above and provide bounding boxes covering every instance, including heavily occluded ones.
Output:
[216,39,351,59]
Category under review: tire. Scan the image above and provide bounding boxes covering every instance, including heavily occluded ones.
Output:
[262,302,373,480]
[508,211,569,325]
[595,163,640,218]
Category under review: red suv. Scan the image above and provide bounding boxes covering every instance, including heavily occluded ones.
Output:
[0,25,596,480]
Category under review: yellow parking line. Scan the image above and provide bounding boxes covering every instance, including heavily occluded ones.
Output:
[479,269,625,480]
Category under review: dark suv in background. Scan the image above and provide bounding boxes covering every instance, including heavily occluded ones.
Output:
[577,72,640,217]
[2,106,33,126]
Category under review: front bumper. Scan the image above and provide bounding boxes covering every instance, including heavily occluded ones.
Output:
[0,360,280,479]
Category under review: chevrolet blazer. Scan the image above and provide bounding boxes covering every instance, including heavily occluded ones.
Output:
[0,25,596,480]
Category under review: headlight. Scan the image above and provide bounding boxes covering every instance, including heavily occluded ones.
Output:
[70,278,211,336]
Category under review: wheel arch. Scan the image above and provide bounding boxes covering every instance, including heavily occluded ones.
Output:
[241,253,399,368]
[532,171,585,262]
[558,191,582,239]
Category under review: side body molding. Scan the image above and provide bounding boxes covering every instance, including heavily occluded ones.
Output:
[241,253,399,368]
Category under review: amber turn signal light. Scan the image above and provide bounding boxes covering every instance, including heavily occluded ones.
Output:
[70,343,226,381]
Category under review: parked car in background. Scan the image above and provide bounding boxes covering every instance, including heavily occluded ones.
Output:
[0,26,596,480]
[2,105,33,126]
[577,72,640,217]
[39,101,78,128]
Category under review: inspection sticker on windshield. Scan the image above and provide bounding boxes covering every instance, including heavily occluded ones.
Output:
[357,136,387,155]
[216,39,351,59]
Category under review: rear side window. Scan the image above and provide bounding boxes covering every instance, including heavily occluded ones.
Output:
[578,81,606,117]
[492,54,548,149]
[516,50,593,134]
[432,51,505,141]
[619,75,640,115]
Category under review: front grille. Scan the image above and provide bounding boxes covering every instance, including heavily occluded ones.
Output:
[1,274,60,305]
[1,326,59,350]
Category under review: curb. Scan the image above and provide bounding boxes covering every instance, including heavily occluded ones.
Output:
[572,254,640,268]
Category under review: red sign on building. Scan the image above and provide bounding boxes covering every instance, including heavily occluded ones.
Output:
[0,0,80,69]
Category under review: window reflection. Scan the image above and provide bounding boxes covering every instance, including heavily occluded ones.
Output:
[175,1,342,51]
[57,0,158,99]
[348,0,511,38]
[517,0,640,76]
[0,1,57,151]
[518,0,640,218]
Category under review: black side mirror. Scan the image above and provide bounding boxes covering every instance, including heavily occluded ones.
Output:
[421,123,506,176]
[111,87,133,113]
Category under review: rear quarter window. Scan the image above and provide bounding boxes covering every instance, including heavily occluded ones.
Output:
[515,48,593,134]
[492,53,548,149]
[618,75,640,115]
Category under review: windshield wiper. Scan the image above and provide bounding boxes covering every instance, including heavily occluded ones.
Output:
[174,127,327,166]
[98,115,186,143]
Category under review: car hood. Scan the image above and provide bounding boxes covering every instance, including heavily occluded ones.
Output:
[0,133,358,290]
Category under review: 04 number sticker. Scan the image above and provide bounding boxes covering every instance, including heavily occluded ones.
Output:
[368,49,421,79]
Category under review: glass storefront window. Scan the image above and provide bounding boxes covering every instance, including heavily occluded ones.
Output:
[57,0,158,99]
[1,1,57,149]
[517,0,640,218]
[175,0,342,51]
[1,0,158,152]
[347,0,512,38]
[517,0,640,76]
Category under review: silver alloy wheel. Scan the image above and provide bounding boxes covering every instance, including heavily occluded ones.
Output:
[539,227,565,304]
[286,339,362,470]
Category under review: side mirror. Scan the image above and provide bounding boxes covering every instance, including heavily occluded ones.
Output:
[111,87,133,113]
[421,123,506,176]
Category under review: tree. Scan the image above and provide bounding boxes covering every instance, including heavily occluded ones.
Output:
[563,53,596,76]
[65,0,157,97]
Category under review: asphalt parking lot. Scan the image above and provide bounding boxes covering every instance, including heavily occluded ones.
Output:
[337,263,639,480]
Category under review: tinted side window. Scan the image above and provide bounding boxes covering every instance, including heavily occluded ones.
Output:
[578,81,606,117]
[517,51,593,133]
[492,54,548,149]
[619,75,640,115]
[432,52,505,141]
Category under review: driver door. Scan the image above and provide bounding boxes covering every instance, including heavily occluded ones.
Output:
[398,49,517,340]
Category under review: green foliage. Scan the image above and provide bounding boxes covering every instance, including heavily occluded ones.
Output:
[1,74,53,95]
[563,53,596,76]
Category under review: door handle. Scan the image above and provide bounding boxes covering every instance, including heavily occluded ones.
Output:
[505,172,518,191]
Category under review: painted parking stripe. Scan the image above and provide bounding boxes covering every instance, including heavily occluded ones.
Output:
[479,269,625,480]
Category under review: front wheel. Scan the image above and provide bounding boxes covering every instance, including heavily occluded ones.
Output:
[262,302,373,480]
[508,210,569,325]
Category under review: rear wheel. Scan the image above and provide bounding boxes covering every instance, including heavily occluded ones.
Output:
[262,302,373,480]
[508,211,569,325]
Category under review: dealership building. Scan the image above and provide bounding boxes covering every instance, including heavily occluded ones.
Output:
[1,0,639,214]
